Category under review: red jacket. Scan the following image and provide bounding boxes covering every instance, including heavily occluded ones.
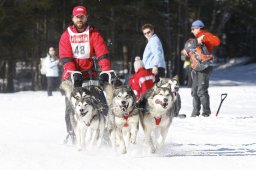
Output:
[129,67,155,101]
[59,25,110,80]
[195,30,221,54]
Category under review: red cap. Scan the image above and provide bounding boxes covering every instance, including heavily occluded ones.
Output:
[72,6,87,16]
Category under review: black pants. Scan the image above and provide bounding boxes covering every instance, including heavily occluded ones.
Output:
[46,77,59,96]
[191,66,212,116]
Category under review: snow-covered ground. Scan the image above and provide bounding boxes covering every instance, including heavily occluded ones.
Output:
[0,61,256,170]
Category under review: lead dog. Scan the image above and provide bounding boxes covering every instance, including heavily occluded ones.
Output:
[139,85,175,153]
[61,81,105,151]
[106,86,140,154]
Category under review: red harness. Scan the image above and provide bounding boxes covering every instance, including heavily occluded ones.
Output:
[123,115,129,127]
[154,117,162,125]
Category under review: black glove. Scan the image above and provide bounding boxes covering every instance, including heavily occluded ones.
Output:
[99,73,109,85]
[99,71,117,85]
[72,73,84,87]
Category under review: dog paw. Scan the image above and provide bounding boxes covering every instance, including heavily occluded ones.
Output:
[156,144,163,151]
[120,148,127,154]
[150,148,156,153]
[130,138,136,144]
[156,140,164,149]
[150,146,156,153]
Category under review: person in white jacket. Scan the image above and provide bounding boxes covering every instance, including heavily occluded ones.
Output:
[45,47,60,96]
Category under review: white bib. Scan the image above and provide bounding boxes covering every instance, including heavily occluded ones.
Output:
[68,26,90,59]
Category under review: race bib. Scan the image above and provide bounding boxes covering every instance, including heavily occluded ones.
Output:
[68,26,90,59]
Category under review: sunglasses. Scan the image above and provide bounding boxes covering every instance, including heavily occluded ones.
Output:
[143,31,151,35]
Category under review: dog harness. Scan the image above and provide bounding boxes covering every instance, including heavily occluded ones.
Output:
[123,115,130,127]
[111,107,138,127]
[154,117,161,125]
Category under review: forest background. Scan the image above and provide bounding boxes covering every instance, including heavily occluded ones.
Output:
[0,0,255,92]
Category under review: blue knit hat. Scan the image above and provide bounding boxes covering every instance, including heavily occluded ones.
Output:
[191,20,205,29]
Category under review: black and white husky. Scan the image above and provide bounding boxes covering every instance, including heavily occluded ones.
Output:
[156,76,182,117]
[106,86,140,154]
[61,81,105,151]
[139,85,175,153]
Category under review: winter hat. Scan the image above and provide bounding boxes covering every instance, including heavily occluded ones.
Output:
[191,20,205,29]
[134,56,144,72]
[73,6,87,17]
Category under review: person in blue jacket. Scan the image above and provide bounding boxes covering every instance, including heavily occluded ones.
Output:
[141,23,166,83]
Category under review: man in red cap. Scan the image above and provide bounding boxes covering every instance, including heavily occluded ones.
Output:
[59,5,113,85]
[59,5,115,142]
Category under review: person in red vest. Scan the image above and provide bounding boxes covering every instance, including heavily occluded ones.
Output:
[59,5,114,86]
[59,5,115,141]
[129,56,155,101]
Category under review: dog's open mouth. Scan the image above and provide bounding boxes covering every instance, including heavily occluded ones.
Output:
[120,103,129,112]
[84,122,90,127]
[155,99,168,109]
[80,111,88,117]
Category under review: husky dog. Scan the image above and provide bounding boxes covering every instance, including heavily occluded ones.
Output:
[140,85,175,153]
[157,76,182,117]
[69,87,105,150]
[60,81,105,151]
[106,86,140,154]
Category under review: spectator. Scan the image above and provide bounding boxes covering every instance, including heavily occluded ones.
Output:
[44,47,60,96]
[141,24,166,83]
[181,20,220,117]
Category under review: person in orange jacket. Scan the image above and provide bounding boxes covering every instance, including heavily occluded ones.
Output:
[129,56,155,101]
[181,20,220,117]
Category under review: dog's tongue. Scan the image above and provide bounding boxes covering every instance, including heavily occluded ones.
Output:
[155,99,162,104]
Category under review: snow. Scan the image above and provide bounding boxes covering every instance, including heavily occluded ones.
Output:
[1,61,256,170]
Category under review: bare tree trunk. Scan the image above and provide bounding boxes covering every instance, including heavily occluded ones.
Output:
[6,58,15,92]
[0,59,6,92]
[0,0,6,22]
[163,0,172,78]
[123,45,128,82]
[176,1,182,79]
[110,7,116,59]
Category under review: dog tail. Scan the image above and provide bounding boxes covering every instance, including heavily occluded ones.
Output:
[103,83,114,106]
[60,80,73,99]
[172,75,179,82]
